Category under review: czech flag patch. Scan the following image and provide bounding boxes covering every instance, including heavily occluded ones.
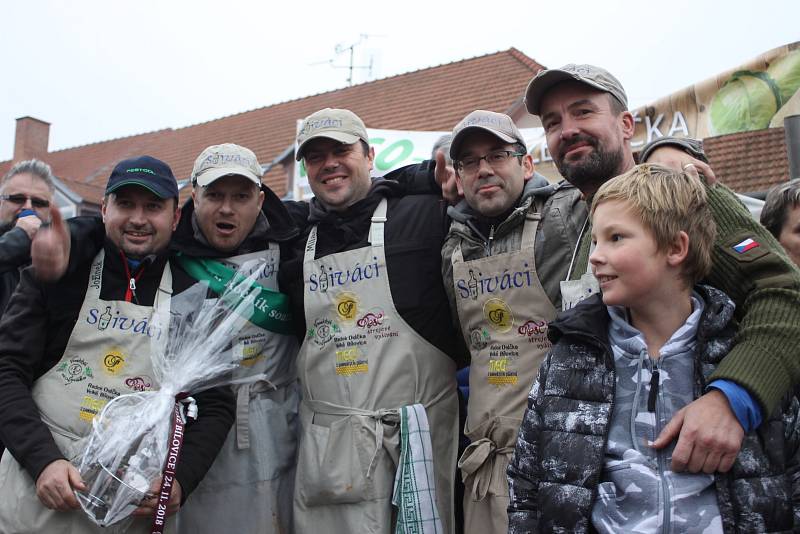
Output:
[733,238,760,254]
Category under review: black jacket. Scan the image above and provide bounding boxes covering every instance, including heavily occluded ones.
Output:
[0,225,31,315]
[0,237,236,499]
[280,170,464,364]
[507,288,800,533]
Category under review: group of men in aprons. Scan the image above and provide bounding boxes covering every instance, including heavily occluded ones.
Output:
[0,61,799,534]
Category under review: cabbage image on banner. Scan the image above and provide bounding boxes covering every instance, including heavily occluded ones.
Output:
[709,49,800,135]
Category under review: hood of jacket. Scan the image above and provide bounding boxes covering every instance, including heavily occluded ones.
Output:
[446,172,552,225]
[548,285,736,355]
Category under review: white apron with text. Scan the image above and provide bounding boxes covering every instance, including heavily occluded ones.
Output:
[0,250,172,534]
[450,211,556,534]
[294,199,459,534]
[177,243,299,534]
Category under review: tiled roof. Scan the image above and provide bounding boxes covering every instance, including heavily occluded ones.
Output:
[1,48,544,205]
[704,127,790,193]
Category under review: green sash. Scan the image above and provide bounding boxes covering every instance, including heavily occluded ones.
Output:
[176,254,293,335]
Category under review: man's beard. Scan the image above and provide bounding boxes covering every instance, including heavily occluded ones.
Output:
[555,135,624,195]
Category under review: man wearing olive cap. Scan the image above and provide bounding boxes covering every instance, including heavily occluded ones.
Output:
[507,64,800,532]
[174,144,301,534]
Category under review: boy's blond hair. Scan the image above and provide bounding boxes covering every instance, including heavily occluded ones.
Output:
[591,163,715,286]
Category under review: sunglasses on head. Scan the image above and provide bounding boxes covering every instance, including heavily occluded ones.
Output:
[1,194,50,208]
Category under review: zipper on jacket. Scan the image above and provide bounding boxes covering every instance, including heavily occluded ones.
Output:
[487,225,495,255]
[647,366,660,412]
[120,251,144,304]
[128,278,138,304]
[649,357,672,532]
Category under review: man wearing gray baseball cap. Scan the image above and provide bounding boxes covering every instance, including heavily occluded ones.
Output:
[175,143,301,534]
[440,110,585,534]
[287,108,462,534]
[507,65,800,532]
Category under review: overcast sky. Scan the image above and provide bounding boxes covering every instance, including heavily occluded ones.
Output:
[1,0,797,161]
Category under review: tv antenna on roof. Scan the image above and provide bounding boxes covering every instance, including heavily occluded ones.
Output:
[310,34,381,86]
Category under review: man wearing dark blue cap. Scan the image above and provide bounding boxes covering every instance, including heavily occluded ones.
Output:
[0,156,235,533]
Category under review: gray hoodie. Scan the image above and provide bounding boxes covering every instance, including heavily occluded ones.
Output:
[592,294,723,533]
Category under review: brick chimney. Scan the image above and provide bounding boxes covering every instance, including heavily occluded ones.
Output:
[13,116,50,162]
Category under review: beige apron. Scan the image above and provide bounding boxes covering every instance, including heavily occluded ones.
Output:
[293,199,459,534]
[178,244,299,534]
[0,250,173,534]
[450,211,556,534]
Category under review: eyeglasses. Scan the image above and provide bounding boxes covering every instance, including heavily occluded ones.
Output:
[455,150,525,174]
[0,194,51,208]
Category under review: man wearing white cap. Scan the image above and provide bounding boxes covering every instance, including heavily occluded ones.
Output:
[286,108,462,534]
[157,144,300,534]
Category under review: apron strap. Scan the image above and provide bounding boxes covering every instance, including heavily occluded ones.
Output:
[303,198,387,261]
[303,225,318,264]
[566,215,590,281]
[519,210,541,251]
[368,198,388,247]
[458,417,518,501]
[304,382,453,480]
[451,207,541,267]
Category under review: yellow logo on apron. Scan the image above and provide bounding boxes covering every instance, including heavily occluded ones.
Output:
[335,346,368,375]
[236,334,266,367]
[102,349,126,375]
[335,292,359,323]
[483,298,514,333]
[79,395,107,422]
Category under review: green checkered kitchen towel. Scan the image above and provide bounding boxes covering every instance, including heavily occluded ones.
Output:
[392,404,442,534]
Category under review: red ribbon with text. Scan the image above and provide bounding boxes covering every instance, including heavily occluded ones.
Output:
[149,402,186,534]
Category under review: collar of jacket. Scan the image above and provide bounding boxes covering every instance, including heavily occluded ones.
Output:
[306,177,405,226]
[101,238,169,280]
[171,184,299,259]
[549,285,736,359]
[549,293,612,351]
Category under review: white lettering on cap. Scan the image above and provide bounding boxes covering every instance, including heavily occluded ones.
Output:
[301,118,344,135]
[198,153,256,172]
[463,116,505,128]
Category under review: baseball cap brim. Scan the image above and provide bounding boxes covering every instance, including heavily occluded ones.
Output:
[295,131,361,161]
[194,166,261,187]
[106,178,175,199]
[525,69,612,116]
[450,126,518,160]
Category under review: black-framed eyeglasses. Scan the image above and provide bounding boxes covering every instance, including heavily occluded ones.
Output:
[455,150,525,174]
[0,194,51,208]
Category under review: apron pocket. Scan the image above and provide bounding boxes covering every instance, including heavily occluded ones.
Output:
[297,414,396,506]
[248,392,298,482]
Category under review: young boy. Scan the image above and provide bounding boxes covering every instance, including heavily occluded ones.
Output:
[506,164,800,533]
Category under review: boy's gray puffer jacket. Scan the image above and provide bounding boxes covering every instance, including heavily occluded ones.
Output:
[507,286,800,533]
